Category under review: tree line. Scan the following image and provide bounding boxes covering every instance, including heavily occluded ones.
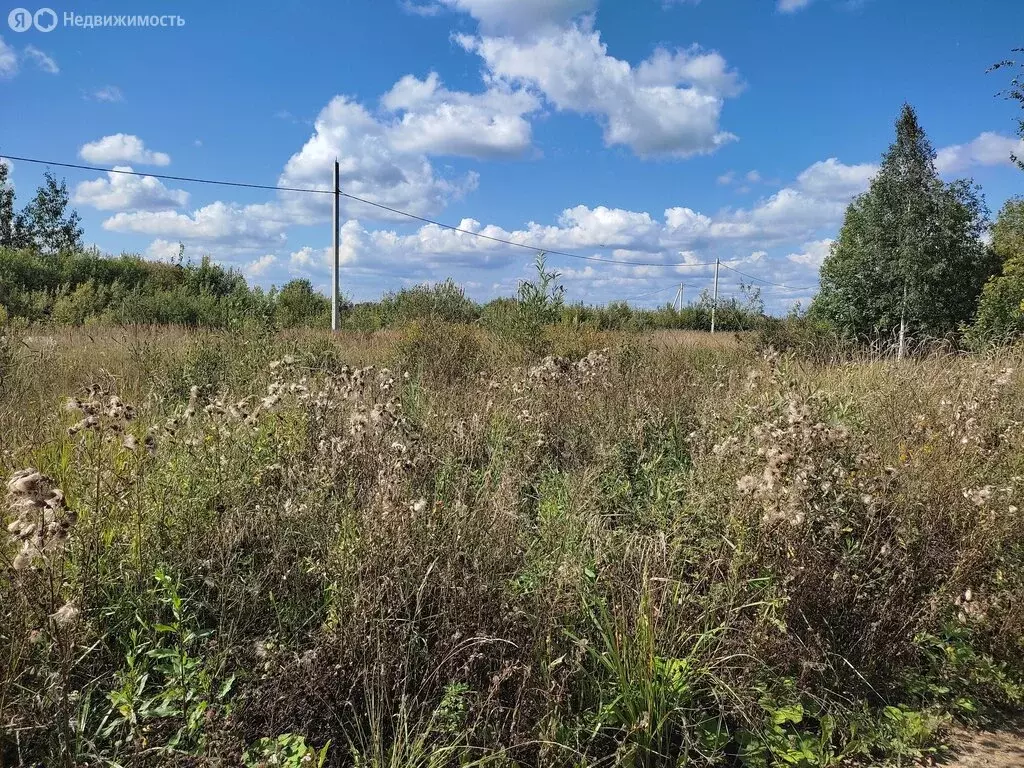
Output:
[0,160,765,334]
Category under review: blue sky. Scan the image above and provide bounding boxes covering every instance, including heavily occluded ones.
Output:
[1,0,1022,311]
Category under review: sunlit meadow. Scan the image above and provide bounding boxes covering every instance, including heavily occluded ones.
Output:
[2,323,1022,767]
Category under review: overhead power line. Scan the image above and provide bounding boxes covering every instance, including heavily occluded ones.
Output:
[0,153,726,269]
[0,154,331,196]
[625,285,677,302]
[720,262,817,292]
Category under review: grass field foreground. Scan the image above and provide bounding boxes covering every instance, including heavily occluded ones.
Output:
[1,324,1023,767]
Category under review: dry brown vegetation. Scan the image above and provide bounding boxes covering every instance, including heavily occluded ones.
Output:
[1,323,1022,767]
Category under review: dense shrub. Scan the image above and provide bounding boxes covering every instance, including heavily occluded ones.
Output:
[0,247,276,328]
[966,198,1024,347]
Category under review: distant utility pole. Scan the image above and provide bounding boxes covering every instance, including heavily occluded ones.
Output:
[711,258,720,334]
[674,282,684,312]
[332,159,340,332]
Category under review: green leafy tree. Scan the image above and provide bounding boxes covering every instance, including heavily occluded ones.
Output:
[966,198,1024,345]
[990,48,1023,170]
[811,104,996,340]
[275,279,330,328]
[17,171,83,253]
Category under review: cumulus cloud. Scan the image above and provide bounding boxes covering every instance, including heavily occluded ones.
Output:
[778,0,813,12]
[74,167,189,211]
[786,239,834,267]
[310,156,860,281]
[382,71,540,158]
[935,132,1024,174]
[278,96,480,224]
[459,25,742,158]
[80,134,171,167]
[144,239,183,262]
[437,0,596,35]
[103,201,290,250]
[244,255,278,278]
[796,157,877,199]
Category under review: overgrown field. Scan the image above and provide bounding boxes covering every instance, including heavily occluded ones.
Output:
[2,324,1023,767]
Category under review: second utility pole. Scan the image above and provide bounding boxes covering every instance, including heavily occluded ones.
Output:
[711,258,720,334]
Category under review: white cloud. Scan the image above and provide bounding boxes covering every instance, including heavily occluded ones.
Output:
[459,25,742,158]
[0,37,58,78]
[786,239,834,267]
[245,255,278,278]
[144,239,183,262]
[317,165,849,280]
[74,167,189,211]
[796,157,877,199]
[80,134,171,167]
[288,244,352,275]
[278,95,479,223]
[634,46,744,98]
[438,0,596,35]
[717,171,735,185]
[935,132,1024,174]
[289,246,323,271]
[382,72,540,158]
[367,205,661,265]
[89,85,123,102]
[778,0,813,12]
[746,170,762,183]
[0,37,19,78]
[103,201,289,250]
[23,46,58,74]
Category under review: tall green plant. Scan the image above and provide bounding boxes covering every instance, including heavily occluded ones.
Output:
[16,172,83,254]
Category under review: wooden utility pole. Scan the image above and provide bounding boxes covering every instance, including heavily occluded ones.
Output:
[711,258,720,334]
[332,159,340,332]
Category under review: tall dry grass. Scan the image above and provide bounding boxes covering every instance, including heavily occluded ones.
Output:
[0,323,1022,767]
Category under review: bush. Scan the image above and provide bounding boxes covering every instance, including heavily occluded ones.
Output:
[756,314,856,361]
[275,279,330,329]
[965,199,1024,348]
